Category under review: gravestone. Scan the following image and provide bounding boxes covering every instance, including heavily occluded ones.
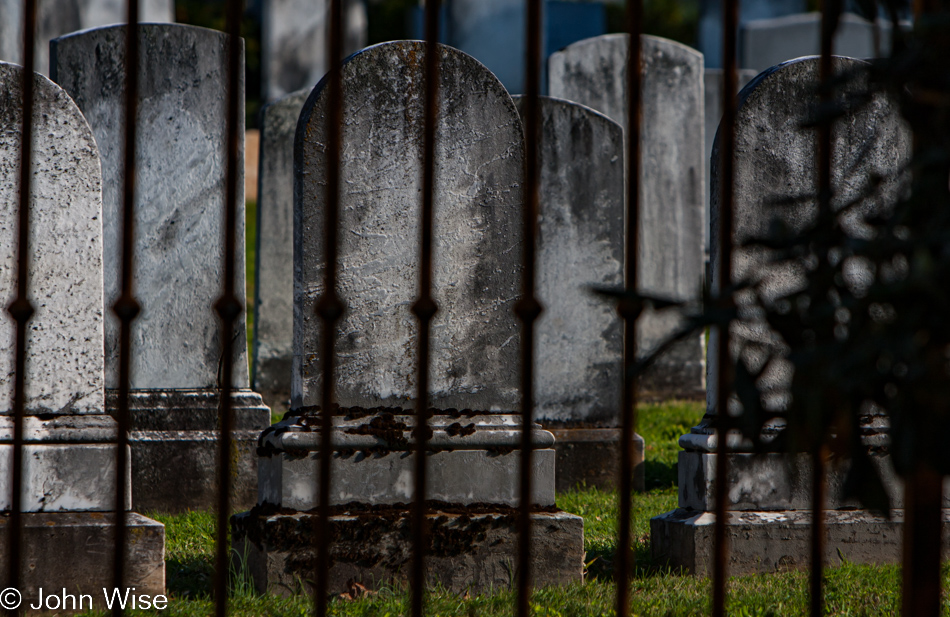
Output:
[698,0,805,68]
[51,23,270,513]
[703,68,757,259]
[233,41,584,595]
[549,33,706,401]
[652,57,917,574]
[0,0,173,76]
[511,95,644,492]
[740,12,903,73]
[251,89,308,413]
[0,61,163,603]
[262,0,366,101]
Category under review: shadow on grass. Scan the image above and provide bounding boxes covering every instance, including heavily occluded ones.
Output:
[166,555,214,599]
[644,460,677,490]
[584,537,686,583]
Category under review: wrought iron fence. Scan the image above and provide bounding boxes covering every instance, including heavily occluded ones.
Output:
[5,0,948,615]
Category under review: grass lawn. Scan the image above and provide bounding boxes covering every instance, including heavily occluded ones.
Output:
[72,400,933,616]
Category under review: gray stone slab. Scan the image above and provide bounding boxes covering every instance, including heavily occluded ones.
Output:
[0,0,173,76]
[548,428,645,493]
[294,41,524,411]
[0,512,165,607]
[252,89,308,405]
[262,0,365,101]
[51,23,250,391]
[651,508,950,576]
[740,12,905,74]
[703,68,757,256]
[548,34,706,400]
[0,62,104,416]
[511,96,624,425]
[697,0,804,68]
[233,509,584,595]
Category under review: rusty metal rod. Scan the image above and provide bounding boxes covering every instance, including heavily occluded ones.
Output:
[515,0,544,616]
[409,1,441,616]
[7,0,38,612]
[213,0,245,613]
[712,0,739,612]
[312,0,345,615]
[615,1,643,615]
[111,1,142,615]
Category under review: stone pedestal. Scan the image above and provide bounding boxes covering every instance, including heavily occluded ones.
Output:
[108,389,271,513]
[546,427,645,493]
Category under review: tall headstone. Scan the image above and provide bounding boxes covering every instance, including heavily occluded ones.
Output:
[703,68,757,258]
[652,57,914,574]
[262,0,366,101]
[0,0,173,76]
[549,33,706,400]
[698,0,805,68]
[251,89,308,413]
[510,95,643,492]
[233,41,584,595]
[740,12,904,73]
[0,61,163,602]
[51,23,270,513]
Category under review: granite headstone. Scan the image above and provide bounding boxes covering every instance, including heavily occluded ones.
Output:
[51,24,270,512]
[549,33,706,400]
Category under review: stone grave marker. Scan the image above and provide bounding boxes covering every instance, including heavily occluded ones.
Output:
[251,88,307,413]
[51,23,270,513]
[262,0,366,101]
[740,12,904,74]
[0,60,163,603]
[0,0,173,76]
[697,0,804,68]
[652,57,917,574]
[233,41,584,595]
[549,33,706,400]
[510,94,643,492]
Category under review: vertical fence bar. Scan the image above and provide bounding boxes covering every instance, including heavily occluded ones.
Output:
[312,0,345,615]
[111,0,142,614]
[515,1,543,616]
[615,1,642,616]
[409,1,441,616]
[212,0,245,613]
[7,0,38,613]
[712,0,739,612]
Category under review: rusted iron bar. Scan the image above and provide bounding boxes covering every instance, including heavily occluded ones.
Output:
[712,0,739,612]
[312,0,345,615]
[615,0,642,616]
[903,464,943,616]
[7,0,37,613]
[515,1,543,616]
[409,1,441,616]
[111,1,142,614]
[212,0,245,613]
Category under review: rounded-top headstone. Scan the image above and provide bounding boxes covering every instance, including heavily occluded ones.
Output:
[294,41,524,411]
[0,61,105,415]
[51,23,249,390]
[707,56,910,414]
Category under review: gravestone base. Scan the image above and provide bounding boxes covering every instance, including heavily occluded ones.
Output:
[232,507,584,595]
[651,508,950,576]
[108,389,271,513]
[0,512,165,606]
[545,427,645,492]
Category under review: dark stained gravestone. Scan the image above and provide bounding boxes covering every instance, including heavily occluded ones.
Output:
[0,61,163,604]
[652,57,917,575]
[234,41,584,596]
[51,24,270,513]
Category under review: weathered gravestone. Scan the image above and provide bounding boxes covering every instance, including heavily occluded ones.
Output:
[0,0,173,76]
[0,61,164,602]
[697,0,804,68]
[262,0,365,101]
[251,89,308,414]
[232,41,584,595]
[511,95,644,492]
[703,68,757,259]
[549,33,706,401]
[740,12,904,74]
[51,23,270,513]
[651,57,922,574]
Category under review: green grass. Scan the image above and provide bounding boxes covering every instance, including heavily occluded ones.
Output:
[70,399,949,615]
